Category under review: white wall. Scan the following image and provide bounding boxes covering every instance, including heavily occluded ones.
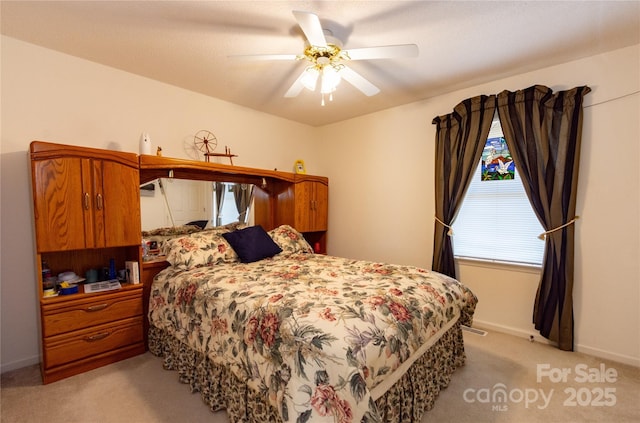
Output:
[0,36,320,372]
[317,45,639,366]
[2,36,638,372]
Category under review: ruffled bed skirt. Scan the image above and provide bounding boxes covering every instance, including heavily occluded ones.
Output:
[148,320,466,423]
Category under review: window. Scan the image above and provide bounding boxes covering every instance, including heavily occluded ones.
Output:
[451,115,545,266]
[213,182,254,226]
[214,183,240,226]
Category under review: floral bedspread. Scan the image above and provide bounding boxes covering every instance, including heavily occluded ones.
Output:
[148,254,477,423]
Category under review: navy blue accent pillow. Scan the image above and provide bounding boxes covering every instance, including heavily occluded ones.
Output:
[222,225,282,263]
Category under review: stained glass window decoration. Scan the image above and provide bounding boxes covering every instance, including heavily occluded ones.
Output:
[481,136,515,181]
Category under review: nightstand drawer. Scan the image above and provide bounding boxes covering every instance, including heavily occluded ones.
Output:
[44,316,143,368]
[42,292,142,337]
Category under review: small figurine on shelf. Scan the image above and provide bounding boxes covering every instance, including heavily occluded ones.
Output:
[156,146,163,156]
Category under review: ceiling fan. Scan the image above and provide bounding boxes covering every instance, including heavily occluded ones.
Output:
[232,11,419,105]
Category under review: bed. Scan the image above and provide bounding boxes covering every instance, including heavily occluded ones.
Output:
[146,224,477,423]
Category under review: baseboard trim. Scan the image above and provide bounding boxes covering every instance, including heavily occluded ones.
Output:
[472,320,639,368]
[472,320,554,345]
[1,355,40,374]
[574,343,640,368]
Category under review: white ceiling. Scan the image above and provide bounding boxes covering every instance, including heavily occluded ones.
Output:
[2,1,639,126]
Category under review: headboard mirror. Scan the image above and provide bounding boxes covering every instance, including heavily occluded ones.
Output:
[137,154,298,236]
[140,178,255,231]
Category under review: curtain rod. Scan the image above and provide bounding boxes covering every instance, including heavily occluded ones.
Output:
[584,89,639,108]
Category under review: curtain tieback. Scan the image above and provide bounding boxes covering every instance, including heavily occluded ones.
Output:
[434,216,454,236]
[538,216,580,240]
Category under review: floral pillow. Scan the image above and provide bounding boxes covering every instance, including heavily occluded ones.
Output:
[142,224,203,238]
[198,221,247,234]
[142,224,204,254]
[164,230,239,269]
[268,225,313,255]
[143,222,246,256]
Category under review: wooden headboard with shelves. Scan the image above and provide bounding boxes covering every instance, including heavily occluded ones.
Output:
[138,154,327,231]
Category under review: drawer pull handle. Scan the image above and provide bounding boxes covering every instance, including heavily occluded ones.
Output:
[86,304,108,312]
[85,332,110,342]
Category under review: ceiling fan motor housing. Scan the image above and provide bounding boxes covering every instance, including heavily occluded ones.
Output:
[303,43,347,68]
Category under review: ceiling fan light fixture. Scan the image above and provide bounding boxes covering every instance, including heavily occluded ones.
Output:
[321,65,341,94]
[301,67,319,91]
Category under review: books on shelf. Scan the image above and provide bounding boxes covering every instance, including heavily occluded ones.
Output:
[125,261,139,284]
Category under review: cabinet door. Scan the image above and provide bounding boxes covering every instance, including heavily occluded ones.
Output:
[312,181,328,231]
[33,156,141,251]
[294,181,328,232]
[293,181,312,231]
[33,157,89,252]
[101,160,141,246]
[84,158,104,247]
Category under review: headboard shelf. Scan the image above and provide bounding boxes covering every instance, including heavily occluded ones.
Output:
[139,154,298,187]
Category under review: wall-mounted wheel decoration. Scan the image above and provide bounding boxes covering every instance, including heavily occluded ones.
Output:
[194,130,218,162]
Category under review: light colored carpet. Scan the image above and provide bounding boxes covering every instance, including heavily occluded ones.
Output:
[2,329,639,423]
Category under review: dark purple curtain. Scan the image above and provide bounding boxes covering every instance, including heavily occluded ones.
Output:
[431,95,496,278]
[497,85,591,351]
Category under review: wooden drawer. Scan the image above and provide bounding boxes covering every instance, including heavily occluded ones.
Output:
[44,316,143,369]
[42,291,142,337]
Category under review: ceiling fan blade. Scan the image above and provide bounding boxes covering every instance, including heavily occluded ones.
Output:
[292,10,327,47]
[284,71,307,98]
[345,44,419,60]
[229,53,298,61]
[339,66,380,96]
